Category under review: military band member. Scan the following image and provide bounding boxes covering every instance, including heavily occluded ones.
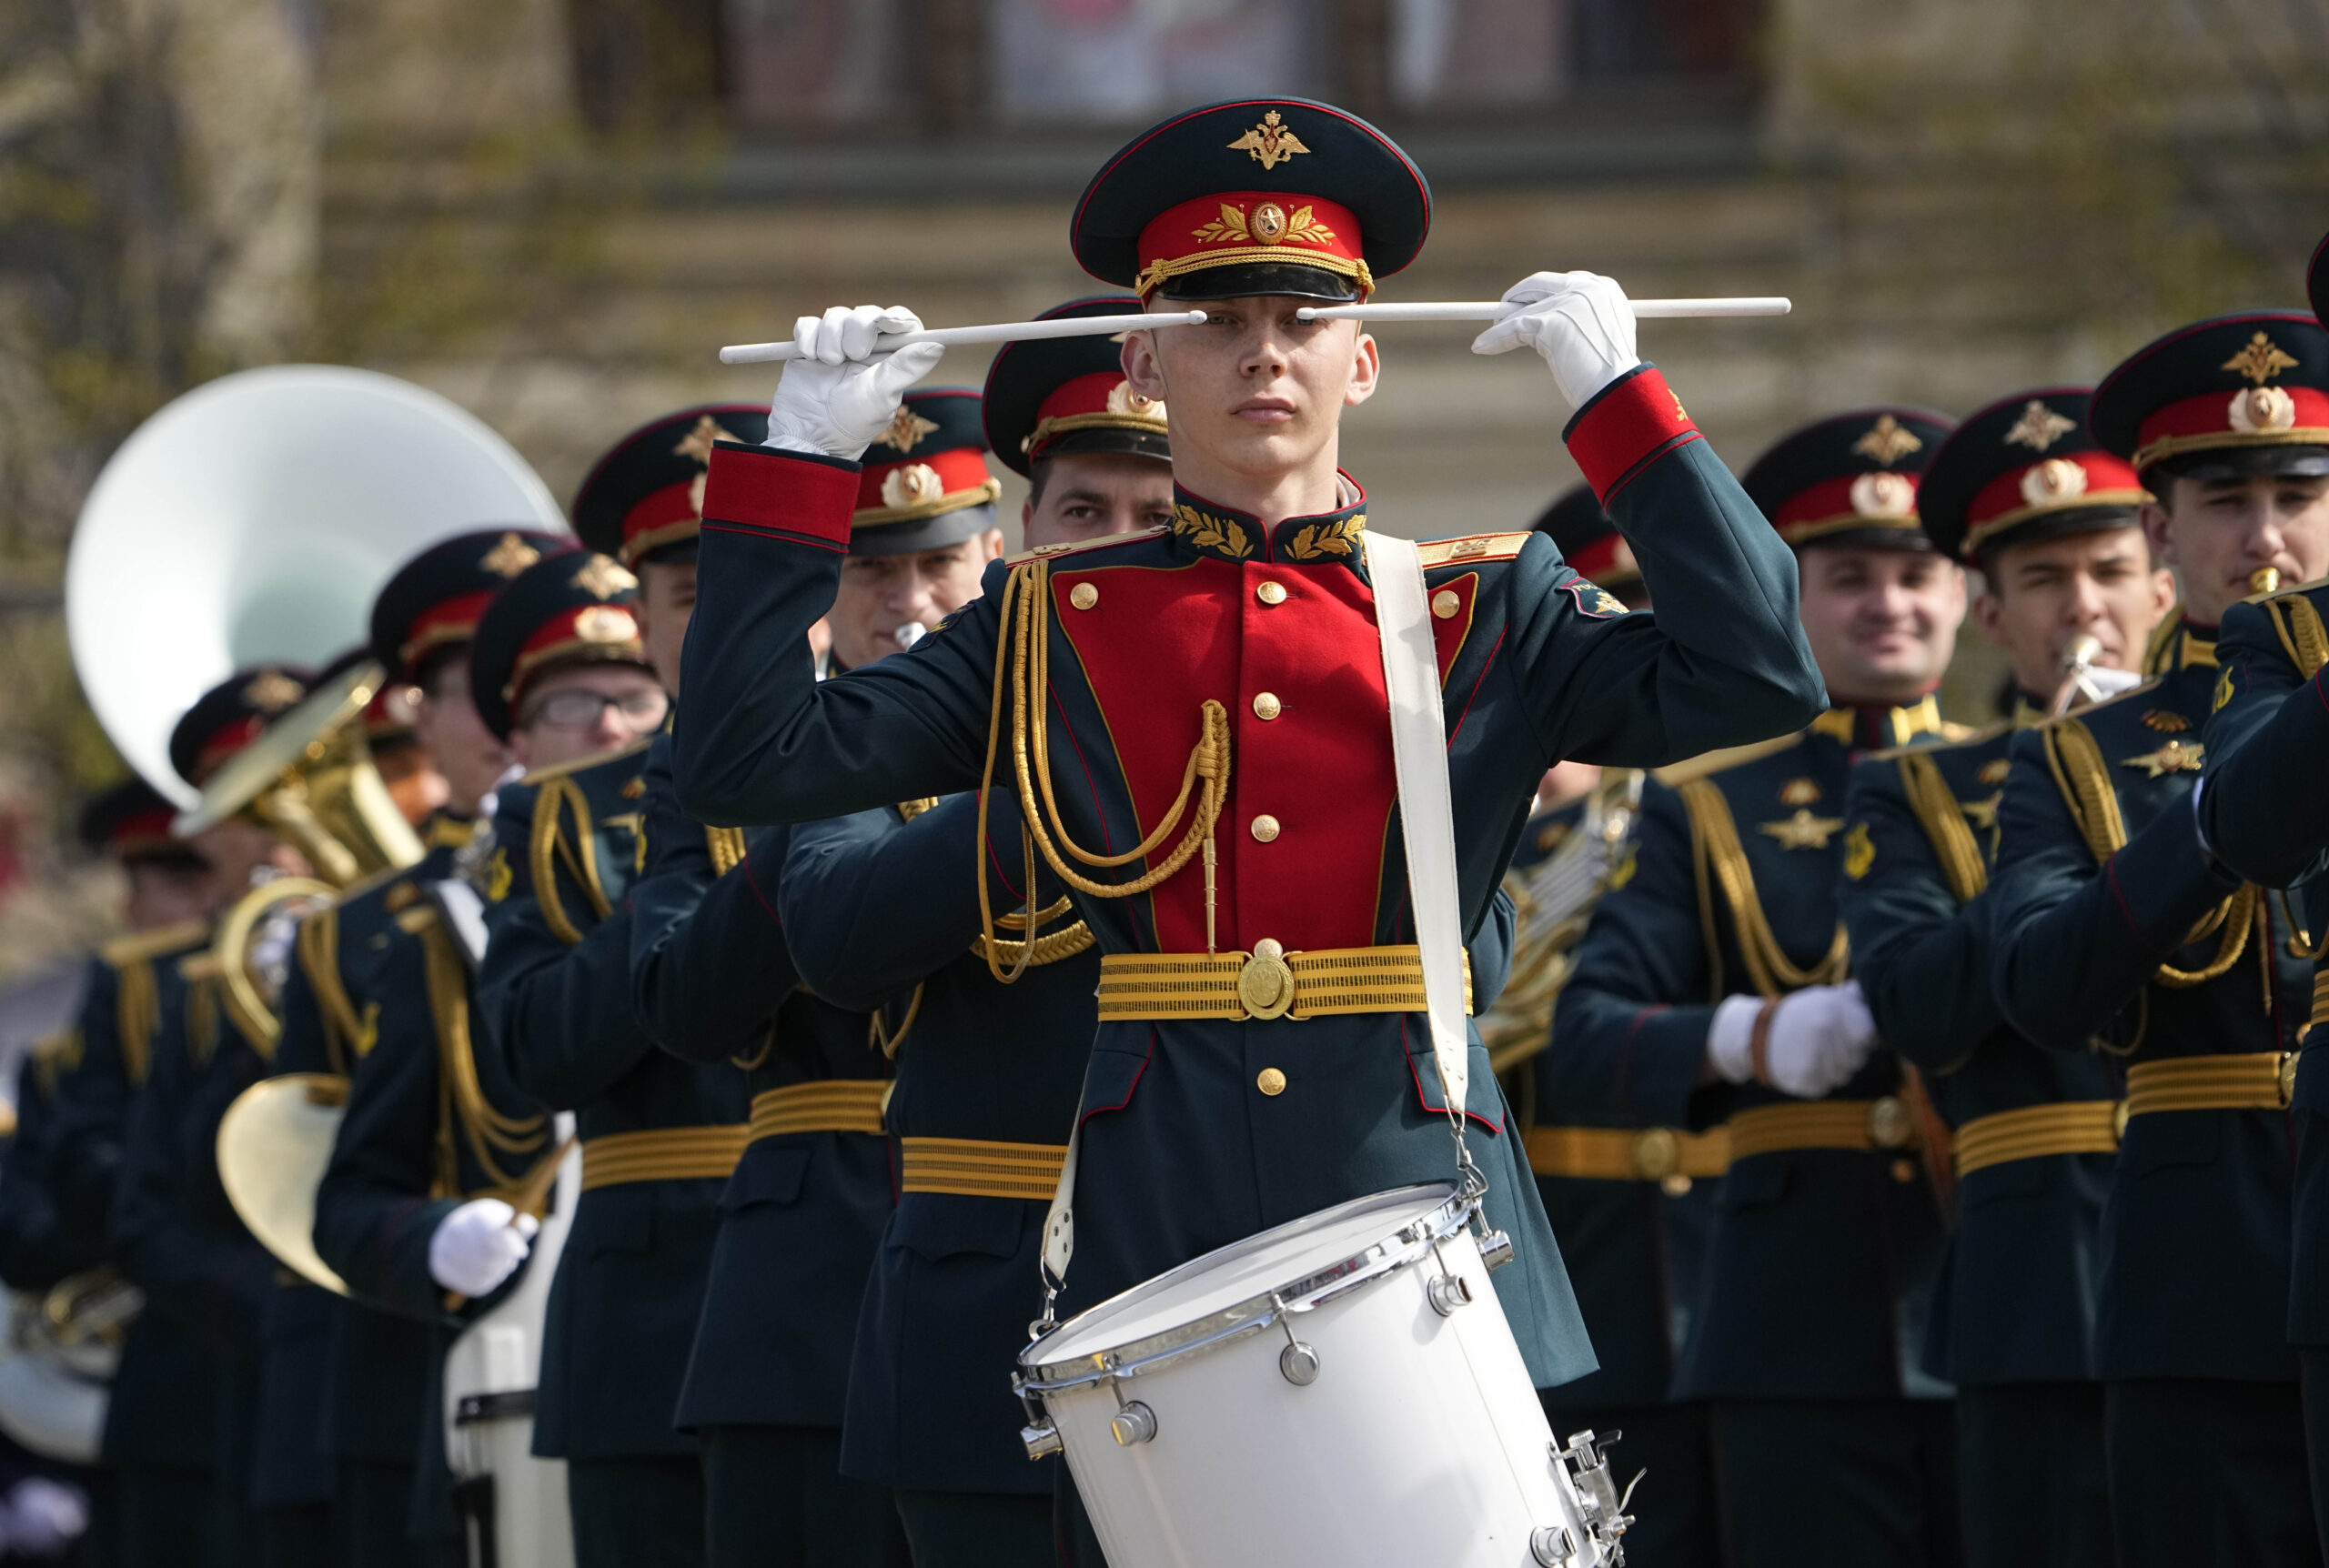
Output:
[1487,486,1729,1566]
[267,530,560,1568]
[671,96,1824,1555]
[2195,250,2329,1558]
[310,549,634,1564]
[475,409,761,1567]
[767,303,1171,1567]
[52,669,317,1568]
[629,387,1010,1568]
[1555,410,1969,1566]
[1841,387,2174,1568]
[1989,312,2329,1566]
[0,781,210,1297]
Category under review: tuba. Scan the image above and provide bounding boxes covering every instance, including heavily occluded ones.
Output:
[43,367,567,1428]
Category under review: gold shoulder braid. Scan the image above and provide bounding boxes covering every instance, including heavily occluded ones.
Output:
[294,906,376,1071]
[531,777,612,946]
[976,558,1230,983]
[1896,752,1988,903]
[2039,716,2256,988]
[871,984,924,1059]
[972,895,1096,970]
[418,920,549,1193]
[2266,595,2329,678]
[115,956,159,1089]
[1676,777,1849,1000]
[704,825,747,878]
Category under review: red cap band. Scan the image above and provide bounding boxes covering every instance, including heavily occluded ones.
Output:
[1962,451,2145,555]
[1134,192,1369,299]
[2132,385,2329,472]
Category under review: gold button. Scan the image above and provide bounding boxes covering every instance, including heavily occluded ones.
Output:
[1256,1067,1286,1097]
[1660,1174,1694,1199]
[1069,582,1099,610]
[1252,692,1282,721]
[1431,589,1460,620]
[1890,1159,1918,1184]
[1256,581,1286,606]
[1250,814,1281,843]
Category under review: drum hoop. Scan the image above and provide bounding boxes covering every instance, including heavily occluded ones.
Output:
[1016,1184,1472,1394]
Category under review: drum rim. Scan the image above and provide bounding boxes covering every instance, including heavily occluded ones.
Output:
[1017,1182,1471,1392]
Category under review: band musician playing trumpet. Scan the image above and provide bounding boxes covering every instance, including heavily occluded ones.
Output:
[671,96,1826,1557]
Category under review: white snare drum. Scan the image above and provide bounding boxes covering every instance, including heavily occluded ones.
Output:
[1015,1184,1629,1568]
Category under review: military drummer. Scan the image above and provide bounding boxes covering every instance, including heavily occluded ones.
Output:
[670,95,1824,1555]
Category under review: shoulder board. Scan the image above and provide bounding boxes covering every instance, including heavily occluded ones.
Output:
[394,905,439,935]
[517,735,652,788]
[1652,731,1805,787]
[2247,571,2329,608]
[100,917,212,968]
[1010,525,1168,566]
[1863,719,2010,762]
[1417,532,1532,568]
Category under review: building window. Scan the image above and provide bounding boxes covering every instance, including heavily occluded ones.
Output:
[986,0,1327,126]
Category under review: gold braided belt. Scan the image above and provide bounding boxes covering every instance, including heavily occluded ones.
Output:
[580,1126,751,1192]
[1726,1097,1918,1161]
[899,1136,1069,1201]
[1951,1101,2122,1177]
[2311,971,2329,1033]
[1096,943,1473,1023]
[748,1081,890,1141]
[1524,1125,1731,1185]
[2122,1052,2294,1119]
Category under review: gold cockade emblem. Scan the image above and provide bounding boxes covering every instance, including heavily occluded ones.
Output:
[1190,202,1337,249]
[1850,471,1918,519]
[1226,109,1310,170]
[877,406,941,454]
[1852,414,1924,466]
[241,671,304,712]
[2230,385,2297,436]
[2122,739,2203,779]
[880,463,947,510]
[480,532,541,578]
[2020,457,2089,508]
[1759,808,1846,851]
[1105,380,1166,422]
[571,556,638,599]
[574,605,638,644]
[2003,399,2077,452]
[2223,330,2299,386]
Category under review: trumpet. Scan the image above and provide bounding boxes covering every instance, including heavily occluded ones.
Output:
[2047,635,2105,719]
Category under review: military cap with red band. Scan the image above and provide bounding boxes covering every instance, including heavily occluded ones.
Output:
[982,297,1171,478]
[851,388,1002,558]
[167,665,316,788]
[1917,388,2144,567]
[573,405,768,568]
[1531,484,1640,591]
[467,548,650,740]
[369,528,569,685]
[2090,310,2329,482]
[76,777,187,861]
[1740,408,1958,553]
[1073,98,1430,304]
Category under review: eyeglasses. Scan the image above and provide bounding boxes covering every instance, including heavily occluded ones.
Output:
[520,688,669,732]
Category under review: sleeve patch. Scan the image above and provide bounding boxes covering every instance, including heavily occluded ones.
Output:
[1559,575,1630,619]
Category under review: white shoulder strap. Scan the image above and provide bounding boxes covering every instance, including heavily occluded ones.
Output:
[1361,530,1469,1118]
[1037,530,1470,1297]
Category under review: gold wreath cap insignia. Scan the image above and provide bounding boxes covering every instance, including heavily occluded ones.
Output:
[877,407,941,454]
[481,532,542,578]
[2003,400,2077,452]
[1227,110,1311,171]
[672,414,740,467]
[241,671,305,712]
[2222,331,2299,387]
[571,556,638,600]
[1852,415,1924,466]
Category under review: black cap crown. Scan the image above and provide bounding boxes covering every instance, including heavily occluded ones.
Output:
[168,665,316,788]
[1741,408,1956,552]
[2090,310,2329,482]
[1918,388,2146,565]
[574,405,769,567]
[369,528,570,684]
[467,548,649,740]
[983,297,1173,478]
[76,778,185,860]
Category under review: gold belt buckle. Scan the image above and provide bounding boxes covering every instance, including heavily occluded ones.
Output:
[1867,1095,1915,1150]
[1239,939,1296,1020]
[1632,1128,1680,1181]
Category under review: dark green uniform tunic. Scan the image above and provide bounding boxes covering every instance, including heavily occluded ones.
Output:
[627,737,909,1568]
[1841,703,2117,1568]
[672,367,1825,1396]
[1553,701,1960,1568]
[309,831,554,1567]
[1991,620,2315,1566]
[47,920,221,1565]
[478,740,749,1568]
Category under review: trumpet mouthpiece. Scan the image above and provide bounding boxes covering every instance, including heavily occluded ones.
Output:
[894,622,927,650]
[2251,567,2282,596]
[2063,634,2101,670]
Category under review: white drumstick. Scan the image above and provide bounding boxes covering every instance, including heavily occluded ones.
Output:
[1296,297,1791,322]
[716,297,1790,365]
[719,310,1206,366]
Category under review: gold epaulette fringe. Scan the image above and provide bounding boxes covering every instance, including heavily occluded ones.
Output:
[1675,778,1848,1000]
[1897,751,1988,903]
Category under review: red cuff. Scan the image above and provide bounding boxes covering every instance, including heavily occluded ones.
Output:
[1564,366,1701,505]
[701,444,859,550]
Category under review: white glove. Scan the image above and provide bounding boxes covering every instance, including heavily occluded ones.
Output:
[1707,982,1878,1099]
[427,1198,538,1297]
[1470,271,1641,411]
[764,305,948,460]
[0,1476,87,1556]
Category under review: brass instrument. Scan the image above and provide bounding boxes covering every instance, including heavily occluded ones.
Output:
[2253,566,2283,597]
[2048,634,2105,719]
[1480,769,1644,1076]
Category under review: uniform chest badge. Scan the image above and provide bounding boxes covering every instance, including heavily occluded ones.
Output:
[1759,808,1845,851]
[1780,778,1821,807]
[2122,739,2203,779]
[1842,822,1875,880]
[1961,793,2001,831]
[2142,709,2191,733]
[1978,758,2011,786]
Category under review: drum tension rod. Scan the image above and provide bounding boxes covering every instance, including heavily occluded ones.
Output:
[1426,1242,1476,1317]
[1106,1371,1158,1447]
[1270,1293,1321,1387]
